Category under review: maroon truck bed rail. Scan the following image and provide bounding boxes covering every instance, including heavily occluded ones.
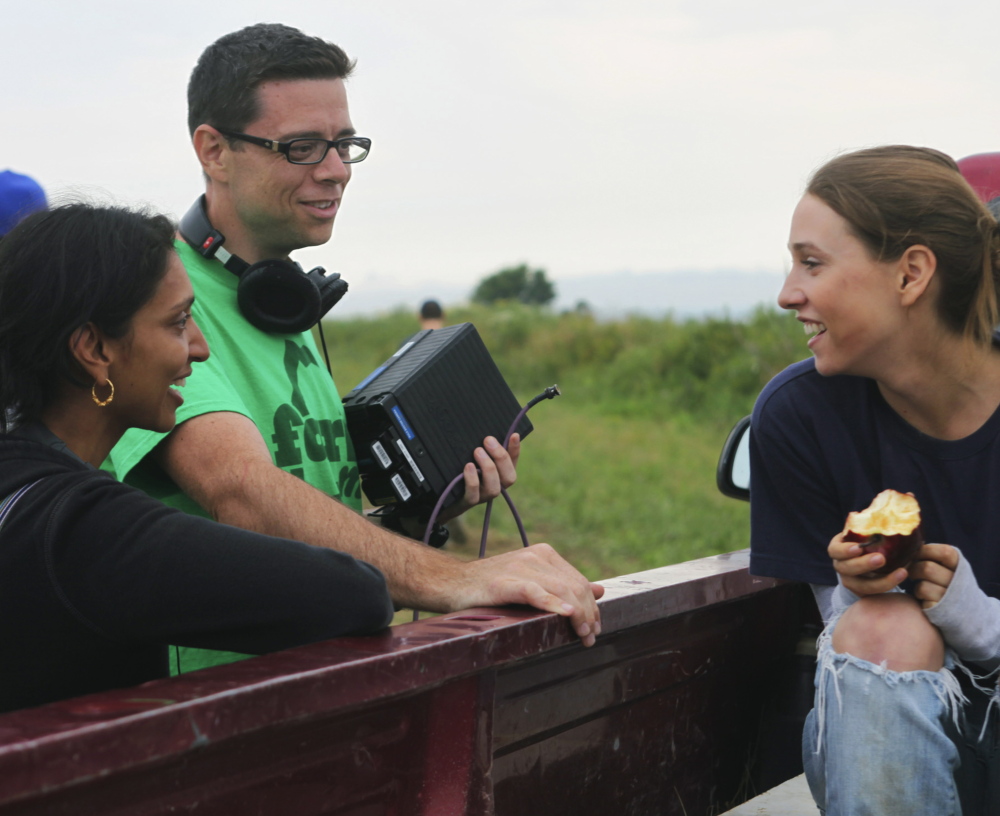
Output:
[0,551,814,816]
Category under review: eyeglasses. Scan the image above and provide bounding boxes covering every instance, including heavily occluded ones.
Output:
[216,129,372,165]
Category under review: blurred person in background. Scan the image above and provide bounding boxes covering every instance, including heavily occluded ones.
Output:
[0,170,46,238]
[419,299,445,330]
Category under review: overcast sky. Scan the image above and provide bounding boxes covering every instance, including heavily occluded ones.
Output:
[4,0,1000,309]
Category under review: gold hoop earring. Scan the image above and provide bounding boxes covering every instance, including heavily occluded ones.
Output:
[91,379,115,407]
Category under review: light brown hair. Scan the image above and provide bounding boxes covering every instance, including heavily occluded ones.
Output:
[808,145,1000,344]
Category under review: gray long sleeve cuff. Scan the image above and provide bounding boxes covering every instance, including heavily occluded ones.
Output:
[924,551,1000,672]
[810,552,1000,673]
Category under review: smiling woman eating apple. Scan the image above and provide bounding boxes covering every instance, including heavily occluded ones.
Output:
[0,203,392,713]
[749,146,1000,816]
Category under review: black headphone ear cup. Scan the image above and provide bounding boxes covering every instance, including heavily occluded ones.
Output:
[314,270,349,315]
[237,260,322,334]
[181,197,346,333]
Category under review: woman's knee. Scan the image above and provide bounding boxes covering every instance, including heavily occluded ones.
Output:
[831,593,945,671]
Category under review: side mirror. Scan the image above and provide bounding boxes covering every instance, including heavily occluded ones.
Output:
[716,415,751,502]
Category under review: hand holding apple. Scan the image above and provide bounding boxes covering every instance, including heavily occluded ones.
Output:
[828,531,907,596]
[842,490,924,577]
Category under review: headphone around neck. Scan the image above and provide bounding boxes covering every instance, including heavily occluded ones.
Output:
[178,196,348,334]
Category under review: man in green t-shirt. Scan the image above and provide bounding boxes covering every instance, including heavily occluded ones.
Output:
[109,24,603,671]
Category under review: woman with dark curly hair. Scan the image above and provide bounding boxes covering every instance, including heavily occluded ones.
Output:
[0,203,392,713]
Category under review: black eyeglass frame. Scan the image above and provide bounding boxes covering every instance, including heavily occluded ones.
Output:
[216,128,372,165]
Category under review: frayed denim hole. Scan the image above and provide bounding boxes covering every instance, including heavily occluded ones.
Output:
[812,616,968,753]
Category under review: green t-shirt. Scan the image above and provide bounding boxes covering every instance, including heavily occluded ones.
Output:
[108,240,362,674]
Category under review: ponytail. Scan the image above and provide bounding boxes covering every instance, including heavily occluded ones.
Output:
[973,215,1000,344]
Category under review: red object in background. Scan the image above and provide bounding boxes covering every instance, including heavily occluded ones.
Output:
[957,152,1000,204]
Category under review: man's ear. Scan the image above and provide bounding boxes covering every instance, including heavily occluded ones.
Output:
[897,244,937,307]
[192,125,231,183]
[69,323,113,385]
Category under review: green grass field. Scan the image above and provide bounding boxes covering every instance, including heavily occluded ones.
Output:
[444,407,752,580]
[320,303,807,581]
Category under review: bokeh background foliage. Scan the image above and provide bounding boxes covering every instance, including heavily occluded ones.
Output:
[320,304,806,579]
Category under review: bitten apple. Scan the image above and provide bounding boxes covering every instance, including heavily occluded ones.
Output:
[843,490,924,576]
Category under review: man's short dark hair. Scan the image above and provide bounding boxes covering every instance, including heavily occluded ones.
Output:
[420,300,443,320]
[187,23,355,136]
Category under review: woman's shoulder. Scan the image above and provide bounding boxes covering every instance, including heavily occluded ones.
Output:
[755,357,818,405]
[0,434,91,492]
[0,434,162,522]
[753,358,870,429]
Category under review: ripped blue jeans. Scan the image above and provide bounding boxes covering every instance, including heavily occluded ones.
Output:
[802,620,1000,815]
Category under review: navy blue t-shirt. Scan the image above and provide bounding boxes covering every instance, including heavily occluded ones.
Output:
[749,357,1000,601]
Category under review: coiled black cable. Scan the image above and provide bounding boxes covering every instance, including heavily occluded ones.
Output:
[412,385,561,620]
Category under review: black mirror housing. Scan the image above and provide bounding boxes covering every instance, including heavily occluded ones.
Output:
[716,415,751,502]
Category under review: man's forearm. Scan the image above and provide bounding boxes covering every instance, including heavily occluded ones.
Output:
[156,412,464,610]
[158,411,603,644]
[201,459,472,610]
